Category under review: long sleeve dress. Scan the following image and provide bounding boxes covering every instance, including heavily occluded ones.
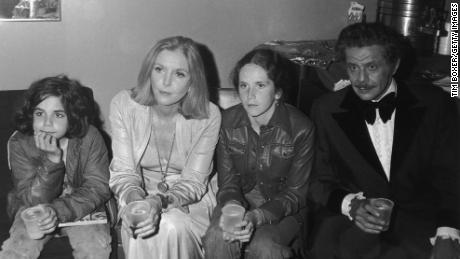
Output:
[109,90,221,259]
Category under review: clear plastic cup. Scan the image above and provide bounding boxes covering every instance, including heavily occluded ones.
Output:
[21,205,47,239]
[221,203,245,232]
[125,200,151,238]
[369,198,394,231]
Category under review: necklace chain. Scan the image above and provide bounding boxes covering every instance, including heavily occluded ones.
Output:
[152,121,176,192]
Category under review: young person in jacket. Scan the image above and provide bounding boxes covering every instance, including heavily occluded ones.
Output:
[203,48,315,259]
[309,22,460,259]
[109,36,221,259]
[0,75,112,259]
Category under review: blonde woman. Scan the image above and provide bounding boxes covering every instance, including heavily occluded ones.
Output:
[109,36,221,259]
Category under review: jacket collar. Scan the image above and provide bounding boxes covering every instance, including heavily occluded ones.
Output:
[233,102,292,134]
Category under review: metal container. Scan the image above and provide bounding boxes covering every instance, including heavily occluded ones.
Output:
[377,0,444,54]
[377,0,423,36]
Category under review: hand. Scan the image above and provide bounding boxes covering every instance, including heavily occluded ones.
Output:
[34,131,62,163]
[430,237,460,259]
[220,210,257,243]
[350,198,386,234]
[37,205,58,234]
[122,197,162,239]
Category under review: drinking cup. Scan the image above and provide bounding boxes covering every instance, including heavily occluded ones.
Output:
[369,198,394,231]
[221,203,245,232]
[21,205,47,239]
[125,200,151,238]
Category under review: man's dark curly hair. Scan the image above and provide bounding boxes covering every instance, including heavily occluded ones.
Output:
[15,75,93,138]
[230,48,290,98]
[335,22,404,65]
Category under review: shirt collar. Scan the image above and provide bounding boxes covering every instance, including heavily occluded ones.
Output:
[237,102,292,134]
[373,78,397,102]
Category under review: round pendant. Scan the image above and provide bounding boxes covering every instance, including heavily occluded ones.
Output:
[157,182,169,193]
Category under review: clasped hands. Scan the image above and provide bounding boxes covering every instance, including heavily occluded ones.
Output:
[349,198,386,234]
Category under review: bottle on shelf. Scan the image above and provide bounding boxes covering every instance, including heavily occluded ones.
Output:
[437,22,451,55]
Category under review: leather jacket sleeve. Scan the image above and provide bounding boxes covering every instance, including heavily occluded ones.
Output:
[50,128,111,222]
[216,129,248,207]
[8,132,65,217]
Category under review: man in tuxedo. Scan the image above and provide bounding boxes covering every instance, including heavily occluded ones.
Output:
[309,22,460,259]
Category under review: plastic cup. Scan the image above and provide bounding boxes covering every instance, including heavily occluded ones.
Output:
[369,198,394,231]
[21,205,47,239]
[221,203,245,232]
[125,200,151,238]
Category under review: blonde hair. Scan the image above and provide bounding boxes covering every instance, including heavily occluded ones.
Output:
[131,36,209,119]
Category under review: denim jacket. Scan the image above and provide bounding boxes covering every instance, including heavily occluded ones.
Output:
[7,125,111,222]
[217,103,315,223]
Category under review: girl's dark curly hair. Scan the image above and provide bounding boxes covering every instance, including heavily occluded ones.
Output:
[230,48,290,98]
[15,75,93,138]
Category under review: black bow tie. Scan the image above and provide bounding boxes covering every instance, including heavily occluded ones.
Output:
[363,93,396,124]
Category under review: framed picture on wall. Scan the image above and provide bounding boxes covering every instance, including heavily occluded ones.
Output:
[0,0,60,22]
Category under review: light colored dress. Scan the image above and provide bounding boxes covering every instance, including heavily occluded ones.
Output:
[109,90,221,259]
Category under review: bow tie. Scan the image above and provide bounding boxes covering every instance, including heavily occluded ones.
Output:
[363,93,396,124]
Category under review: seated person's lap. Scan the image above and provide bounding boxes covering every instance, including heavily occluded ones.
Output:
[204,204,300,259]
[1,209,111,259]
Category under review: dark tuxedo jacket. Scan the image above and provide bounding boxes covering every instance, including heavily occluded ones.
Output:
[309,82,460,236]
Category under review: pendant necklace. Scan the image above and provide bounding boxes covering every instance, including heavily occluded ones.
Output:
[152,122,176,193]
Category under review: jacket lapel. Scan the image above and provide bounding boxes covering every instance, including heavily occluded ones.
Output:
[390,84,425,177]
[333,89,387,180]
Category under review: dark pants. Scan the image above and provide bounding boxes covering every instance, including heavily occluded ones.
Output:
[203,204,300,259]
[310,212,433,259]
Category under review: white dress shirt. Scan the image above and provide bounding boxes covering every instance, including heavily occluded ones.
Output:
[365,80,396,179]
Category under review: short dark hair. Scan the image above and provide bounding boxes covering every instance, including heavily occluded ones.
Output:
[230,48,288,96]
[132,36,209,119]
[335,22,403,64]
[15,75,93,138]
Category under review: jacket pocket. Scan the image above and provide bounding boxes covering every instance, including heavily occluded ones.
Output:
[227,141,246,155]
[272,144,295,159]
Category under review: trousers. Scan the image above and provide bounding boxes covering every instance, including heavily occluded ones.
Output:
[0,209,111,259]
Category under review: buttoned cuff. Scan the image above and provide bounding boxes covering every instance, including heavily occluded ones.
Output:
[341,192,365,220]
[430,227,460,245]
